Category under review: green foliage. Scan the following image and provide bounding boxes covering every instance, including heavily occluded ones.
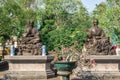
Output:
[0,0,90,52]
[0,0,36,38]
[0,36,4,43]
[39,0,90,51]
[1,0,120,55]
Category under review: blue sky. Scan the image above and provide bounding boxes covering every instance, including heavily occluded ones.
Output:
[81,0,106,13]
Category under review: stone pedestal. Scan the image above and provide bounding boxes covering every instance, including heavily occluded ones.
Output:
[85,55,120,72]
[4,55,55,80]
[79,55,120,80]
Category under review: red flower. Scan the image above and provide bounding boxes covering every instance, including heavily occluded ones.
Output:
[90,57,96,65]
[63,48,67,53]
[113,45,118,50]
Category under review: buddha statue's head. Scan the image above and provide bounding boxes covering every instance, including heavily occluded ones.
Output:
[93,19,99,26]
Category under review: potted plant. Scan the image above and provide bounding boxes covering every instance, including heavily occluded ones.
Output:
[52,44,97,80]
[53,47,79,80]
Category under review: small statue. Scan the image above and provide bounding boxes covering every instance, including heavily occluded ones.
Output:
[22,21,40,42]
[22,21,33,37]
[87,19,105,39]
[84,19,115,55]
[17,20,42,55]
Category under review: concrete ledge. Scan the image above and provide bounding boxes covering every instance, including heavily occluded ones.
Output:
[76,55,120,80]
[4,55,54,63]
[86,55,120,61]
[83,55,120,72]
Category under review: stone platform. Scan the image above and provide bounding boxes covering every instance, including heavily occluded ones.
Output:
[4,55,55,80]
[76,55,120,80]
[86,55,120,72]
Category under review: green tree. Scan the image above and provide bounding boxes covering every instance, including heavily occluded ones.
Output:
[0,0,90,52]
[0,0,36,38]
[38,0,90,51]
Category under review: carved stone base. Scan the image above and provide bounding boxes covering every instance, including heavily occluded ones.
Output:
[4,55,55,80]
[85,55,120,72]
[76,55,120,80]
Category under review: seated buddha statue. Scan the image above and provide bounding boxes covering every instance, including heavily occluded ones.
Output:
[84,19,115,55]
